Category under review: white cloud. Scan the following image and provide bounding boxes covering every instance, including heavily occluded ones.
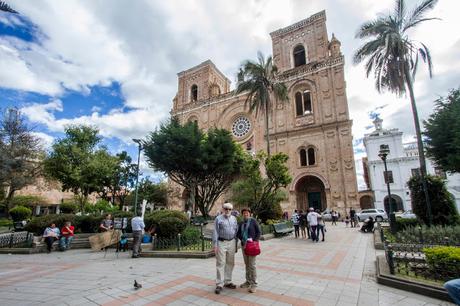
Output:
[4,0,460,190]
[31,131,54,149]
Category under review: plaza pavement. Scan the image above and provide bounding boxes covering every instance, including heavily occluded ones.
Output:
[0,223,454,306]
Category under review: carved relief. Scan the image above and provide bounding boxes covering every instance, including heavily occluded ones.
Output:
[329,159,338,171]
[295,115,314,126]
[326,131,335,138]
[344,158,354,170]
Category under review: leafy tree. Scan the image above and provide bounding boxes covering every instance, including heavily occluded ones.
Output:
[109,151,137,208]
[9,195,48,207]
[44,125,115,211]
[408,175,459,226]
[235,52,288,156]
[0,108,43,215]
[231,152,292,223]
[424,88,460,173]
[144,118,243,217]
[353,0,438,182]
[125,179,169,208]
[0,1,17,13]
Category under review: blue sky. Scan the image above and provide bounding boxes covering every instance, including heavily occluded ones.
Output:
[1,0,459,187]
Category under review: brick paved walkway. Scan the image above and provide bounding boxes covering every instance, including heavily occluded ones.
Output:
[0,224,454,305]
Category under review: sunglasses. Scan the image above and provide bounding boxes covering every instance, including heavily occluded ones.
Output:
[223,208,232,211]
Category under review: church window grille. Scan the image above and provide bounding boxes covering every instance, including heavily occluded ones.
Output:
[299,147,316,166]
[307,148,315,165]
[293,45,306,67]
[232,116,251,138]
[300,149,307,166]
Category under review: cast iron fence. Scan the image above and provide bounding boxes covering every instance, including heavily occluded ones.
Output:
[152,234,213,252]
[384,241,460,282]
[0,231,33,248]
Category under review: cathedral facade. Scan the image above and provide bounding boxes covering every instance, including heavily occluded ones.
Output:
[169,11,359,215]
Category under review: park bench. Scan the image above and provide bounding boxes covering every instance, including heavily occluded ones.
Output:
[272,222,293,237]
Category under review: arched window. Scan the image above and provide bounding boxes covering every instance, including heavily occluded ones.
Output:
[293,45,306,67]
[294,90,312,116]
[295,92,303,116]
[191,84,198,101]
[307,148,315,165]
[300,149,307,166]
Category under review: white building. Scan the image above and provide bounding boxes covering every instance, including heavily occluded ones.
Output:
[363,118,460,213]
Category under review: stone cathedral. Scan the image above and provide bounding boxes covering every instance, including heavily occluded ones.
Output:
[169,11,359,215]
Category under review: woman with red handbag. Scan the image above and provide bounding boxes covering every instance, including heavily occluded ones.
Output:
[237,208,261,293]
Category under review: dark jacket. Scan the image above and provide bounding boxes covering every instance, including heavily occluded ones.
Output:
[237,218,261,244]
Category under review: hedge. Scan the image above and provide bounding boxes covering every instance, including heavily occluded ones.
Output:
[395,218,420,232]
[24,214,77,235]
[423,246,460,280]
[60,202,79,214]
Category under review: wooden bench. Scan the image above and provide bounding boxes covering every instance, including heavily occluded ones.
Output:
[272,223,293,237]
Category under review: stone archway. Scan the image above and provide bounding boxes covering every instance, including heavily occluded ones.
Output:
[360,195,374,209]
[384,194,403,213]
[294,175,327,211]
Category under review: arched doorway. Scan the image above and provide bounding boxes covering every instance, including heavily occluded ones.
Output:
[384,194,403,213]
[295,175,326,211]
[360,195,374,209]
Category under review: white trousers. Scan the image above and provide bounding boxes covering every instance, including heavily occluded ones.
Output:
[215,239,236,287]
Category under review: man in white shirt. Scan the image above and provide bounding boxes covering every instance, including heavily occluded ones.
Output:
[307,208,319,242]
[212,202,238,294]
[131,211,145,258]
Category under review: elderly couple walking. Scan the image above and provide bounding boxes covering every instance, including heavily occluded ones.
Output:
[212,202,261,295]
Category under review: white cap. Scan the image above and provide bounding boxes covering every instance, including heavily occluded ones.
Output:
[223,202,233,210]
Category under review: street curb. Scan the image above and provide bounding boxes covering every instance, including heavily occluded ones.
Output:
[375,255,452,303]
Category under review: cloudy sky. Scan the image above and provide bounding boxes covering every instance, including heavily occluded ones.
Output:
[1,0,459,188]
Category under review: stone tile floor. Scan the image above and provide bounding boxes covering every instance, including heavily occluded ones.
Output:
[0,224,454,305]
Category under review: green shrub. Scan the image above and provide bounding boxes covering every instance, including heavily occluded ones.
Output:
[257,201,283,223]
[144,210,188,237]
[394,225,460,245]
[423,246,460,280]
[181,226,201,244]
[157,217,187,238]
[24,214,76,235]
[9,206,32,221]
[60,202,79,214]
[395,218,420,231]
[0,218,13,227]
[260,223,273,235]
[408,175,460,225]
[74,215,104,233]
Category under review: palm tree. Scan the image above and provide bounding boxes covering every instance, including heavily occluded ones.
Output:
[353,0,438,224]
[235,52,288,156]
[0,1,18,13]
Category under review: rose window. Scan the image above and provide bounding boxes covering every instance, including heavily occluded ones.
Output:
[232,117,251,138]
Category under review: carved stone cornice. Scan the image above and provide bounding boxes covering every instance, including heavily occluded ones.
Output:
[276,56,344,83]
[270,10,326,38]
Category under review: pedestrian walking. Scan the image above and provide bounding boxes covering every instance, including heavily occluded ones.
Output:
[316,209,325,242]
[131,211,145,258]
[307,208,319,242]
[237,208,261,293]
[299,210,307,239]
[331,210,338,225]
[291,210,300,238]
[350,209,357,227]
[212,203,238,294]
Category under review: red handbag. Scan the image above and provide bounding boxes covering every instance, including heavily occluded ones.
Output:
[244,240,261,256]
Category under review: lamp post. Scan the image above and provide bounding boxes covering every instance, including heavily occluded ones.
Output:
[378,144,396,233]
[132,138,143,216]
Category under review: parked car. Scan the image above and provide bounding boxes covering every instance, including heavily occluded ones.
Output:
[356,209,388,222]
[321,209,332,221]
[396,210,417,219]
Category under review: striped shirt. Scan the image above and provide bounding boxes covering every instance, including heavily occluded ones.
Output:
[212,214,238,246]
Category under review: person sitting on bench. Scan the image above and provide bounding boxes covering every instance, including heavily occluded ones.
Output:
[43,223,60,253]
[360,217,375,233]
[59,221,74,251]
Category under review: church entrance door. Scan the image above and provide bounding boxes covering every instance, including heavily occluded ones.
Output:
[295,175,326,211]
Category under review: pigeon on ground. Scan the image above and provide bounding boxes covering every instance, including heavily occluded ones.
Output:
[134,280,142,290]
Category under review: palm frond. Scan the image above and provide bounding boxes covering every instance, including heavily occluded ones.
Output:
[404,0,439,32]
[0,1,17,13]
[394,0,406,26]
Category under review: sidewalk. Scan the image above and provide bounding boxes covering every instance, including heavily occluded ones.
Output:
[0,223,454,305]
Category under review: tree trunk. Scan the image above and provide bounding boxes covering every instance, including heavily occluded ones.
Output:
[404,65,432,225]
[5,187,16,217]
[265,105,271,156]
